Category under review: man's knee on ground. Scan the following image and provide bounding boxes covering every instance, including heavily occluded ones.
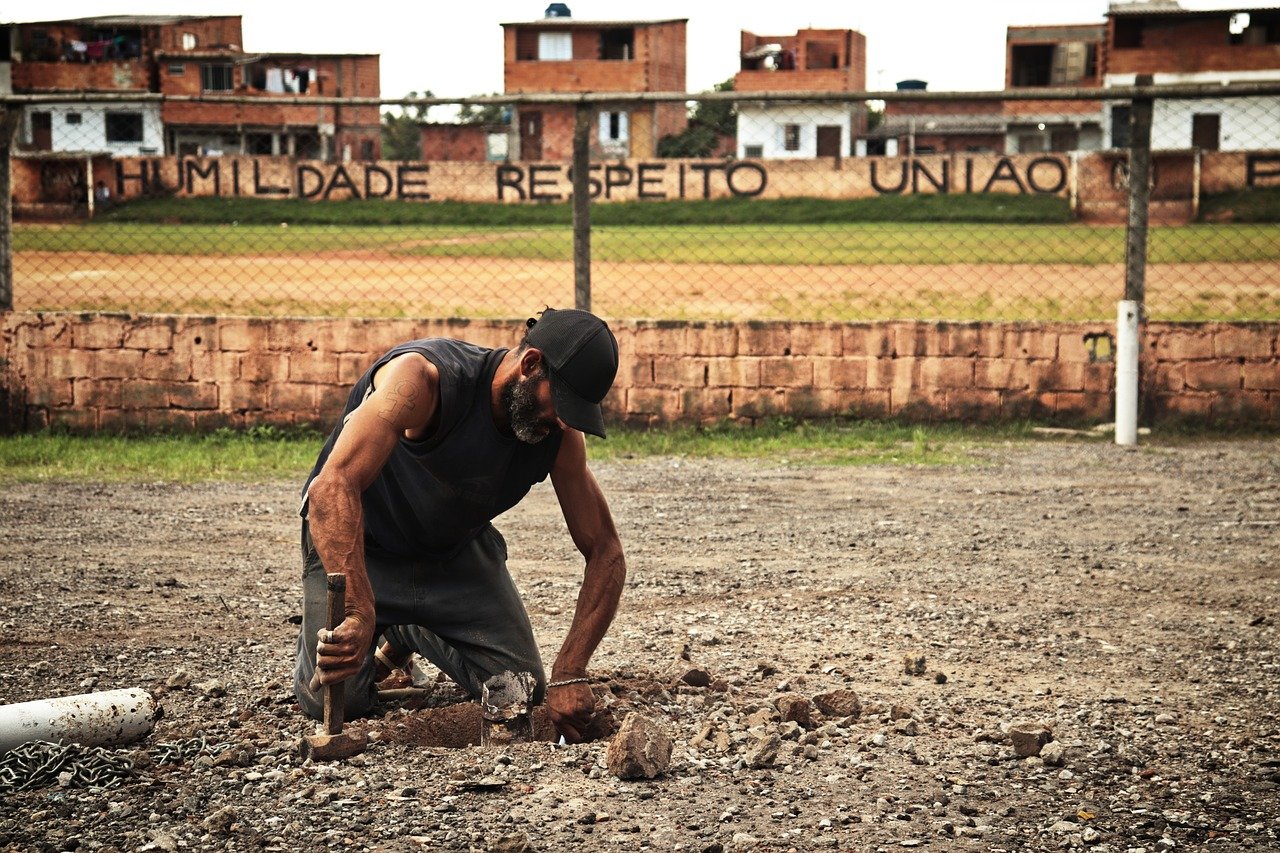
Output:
[294,675,373,721]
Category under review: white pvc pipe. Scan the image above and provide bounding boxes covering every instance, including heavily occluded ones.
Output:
[0,688,159,753]
[1116,300,1140,446]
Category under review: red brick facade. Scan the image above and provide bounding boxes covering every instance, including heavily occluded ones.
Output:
[735,28,867,93]
[4,312,1275,433]
[10,15,380,161]
[1107,9,1280,76]
[502,16,687,161]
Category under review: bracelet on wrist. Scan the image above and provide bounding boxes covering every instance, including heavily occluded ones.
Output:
[547,677,591,688]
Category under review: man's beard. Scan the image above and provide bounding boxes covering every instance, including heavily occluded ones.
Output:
[501,370,557,444]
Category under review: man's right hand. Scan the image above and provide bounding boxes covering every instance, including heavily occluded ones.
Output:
[313,614,375,687]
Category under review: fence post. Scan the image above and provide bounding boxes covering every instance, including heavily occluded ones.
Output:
[1116,79,1153,447]
[0,106,21,312]
[571,100,591,312]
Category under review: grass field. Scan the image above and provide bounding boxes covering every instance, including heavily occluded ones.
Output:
[15,221,1280,265]
[0,420,1029,484]
[12,194,1280,321]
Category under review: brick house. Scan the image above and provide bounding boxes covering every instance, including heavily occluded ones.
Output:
[868,24,1106,156]
[867,1,1280,156]
[1103,2,1280,151]
[419,122,510,163]
[501,5,687,161]
[734,27,868,159]
[3,14,381,162]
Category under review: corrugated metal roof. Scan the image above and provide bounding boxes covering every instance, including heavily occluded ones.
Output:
[500,18,687,27]
[1108,3,1280,16]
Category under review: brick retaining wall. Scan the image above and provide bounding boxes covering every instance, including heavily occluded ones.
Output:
[2,312,1276,432]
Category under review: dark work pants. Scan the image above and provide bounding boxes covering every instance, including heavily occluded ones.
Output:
[292,521,546,720]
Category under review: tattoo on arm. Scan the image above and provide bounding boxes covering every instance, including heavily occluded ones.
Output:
[377,380,419,424]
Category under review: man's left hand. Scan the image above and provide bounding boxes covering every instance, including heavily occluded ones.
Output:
[546,680,595,743]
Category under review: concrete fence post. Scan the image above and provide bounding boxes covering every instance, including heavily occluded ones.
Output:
[572,100,591,313]
[0,106,22,312]
[1118,78,1154,445]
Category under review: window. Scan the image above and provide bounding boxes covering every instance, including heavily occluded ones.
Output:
[538,31,572,60]
[1113,19,1142,48]
[784,124,801,151]
[599,110,629,145]
[744,144,764,158]
[200,64,234,91]
[65,113,82,125]
[600,28,634,60]
[360,139,375,160]
[486,132,509,162]
[105,112,144,143]
[182,32,197,50]
[1111,105,1131,149]
[168,63,185,75]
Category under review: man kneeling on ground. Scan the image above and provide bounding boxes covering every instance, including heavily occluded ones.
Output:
[292,307,625,742]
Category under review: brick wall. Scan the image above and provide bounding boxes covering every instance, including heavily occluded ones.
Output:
[2,312,1276,433]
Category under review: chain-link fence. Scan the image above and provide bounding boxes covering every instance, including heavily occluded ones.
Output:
[2,85,1278,323]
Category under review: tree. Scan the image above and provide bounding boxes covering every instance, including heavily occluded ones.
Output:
[458,94,510,126]
[657,78,738,158]
[381,90,433,161]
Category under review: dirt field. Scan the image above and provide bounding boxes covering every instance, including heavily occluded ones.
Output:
[1,439,1278,851]
[14,252,1280,320]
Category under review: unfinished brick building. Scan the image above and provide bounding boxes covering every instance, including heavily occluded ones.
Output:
[868,1,1280,156]
[1104,2,1280,151]
[734,27,868,159]
[501,4,687,161]
[3,14,381,161]
[869,23,1107,156]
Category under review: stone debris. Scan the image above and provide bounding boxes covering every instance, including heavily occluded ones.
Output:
[606,713,672,780]
[193,679,226,698]
[201,806,236,835]
[903,654,927,676]
[3,449,1278,852]
[1040,740,1066,767]
[774,693,813,728]
[813,688,862,719]
[746,733,781,768]
[673,665,713,687]
[1009,723,1053,758]
[488,833,534,852]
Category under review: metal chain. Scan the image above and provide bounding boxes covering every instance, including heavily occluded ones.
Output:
[150,734,211,766]
[0,741,135,793]
[0,735,218,794]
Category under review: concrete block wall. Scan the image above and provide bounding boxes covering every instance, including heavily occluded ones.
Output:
[2,312,1276,433]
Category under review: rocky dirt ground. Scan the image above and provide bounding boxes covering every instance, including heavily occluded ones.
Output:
[0,439,1277,852]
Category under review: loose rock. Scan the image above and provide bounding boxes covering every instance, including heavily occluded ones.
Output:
[606,713,672,780]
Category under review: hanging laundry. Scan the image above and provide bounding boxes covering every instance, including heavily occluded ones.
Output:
[85,40,109,60]
[265,67,285,93]
[296,68,311,93]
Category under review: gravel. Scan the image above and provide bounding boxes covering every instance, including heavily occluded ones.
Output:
[1,439,1278,851]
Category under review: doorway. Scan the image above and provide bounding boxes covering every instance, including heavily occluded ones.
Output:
[31,112,53,151]
[816,125,842,158]
[1191,113,1220,151]
[521,111,543,161]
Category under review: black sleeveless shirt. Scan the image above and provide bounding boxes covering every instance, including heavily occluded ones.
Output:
[302,338,563,558]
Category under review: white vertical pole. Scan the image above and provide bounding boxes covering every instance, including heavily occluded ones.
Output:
[1115,300,1140,446]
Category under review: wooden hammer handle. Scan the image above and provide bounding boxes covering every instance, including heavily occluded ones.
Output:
[322,573,346,737]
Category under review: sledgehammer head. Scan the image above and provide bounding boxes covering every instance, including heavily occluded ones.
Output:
[300,728,367,762]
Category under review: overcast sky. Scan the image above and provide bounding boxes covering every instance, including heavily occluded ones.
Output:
[14,1,1260,99]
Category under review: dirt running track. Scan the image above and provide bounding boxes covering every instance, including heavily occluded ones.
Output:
[0,439,1277,850]
[15,252,1280,319]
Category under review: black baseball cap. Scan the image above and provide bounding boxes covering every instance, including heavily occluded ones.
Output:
[525,307,619,438]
